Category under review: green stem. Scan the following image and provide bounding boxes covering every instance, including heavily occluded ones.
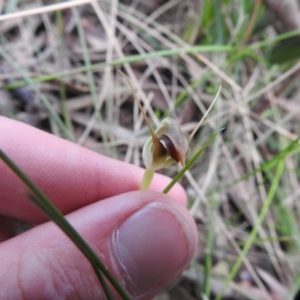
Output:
[0,148,130,300]
[202,207,214,297]
[140,168,155,190]
[0,47,73,141]
[163,132,219,194]
[3,45,232,90]
[216,159,285,300]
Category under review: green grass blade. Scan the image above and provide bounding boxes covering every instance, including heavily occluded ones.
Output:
[0,47,73,140]
[3,30,300,92]
[2,44,233,90]
[0,148,131,300]
[248,29,300,50]
[228,136,300,187]
[163,132,219,194]
[30,192,115,299]
[216,159,285,300]
[202,207,214,297]
[90,263,115,300]
[213,0,224,44]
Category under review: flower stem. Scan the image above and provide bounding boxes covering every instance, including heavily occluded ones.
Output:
[140,168,154,190]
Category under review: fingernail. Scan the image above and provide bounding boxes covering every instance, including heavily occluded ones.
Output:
[111,202,196,296]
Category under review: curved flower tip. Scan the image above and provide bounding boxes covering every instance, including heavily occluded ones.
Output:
[118,70,192,172]
[142,117,189,171]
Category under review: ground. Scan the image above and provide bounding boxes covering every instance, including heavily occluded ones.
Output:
[1,0,300,299]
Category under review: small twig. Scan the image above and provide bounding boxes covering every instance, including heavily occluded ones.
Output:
[188,86,221,142]
[0,0,97,22]
[241,0,262,45]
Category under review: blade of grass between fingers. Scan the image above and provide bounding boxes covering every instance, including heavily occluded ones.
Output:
[91,263,115,299]
[0,148,131,300]
[163,132,219,194]
[28,193,115,300]
[216,159,285,300]
[0,47,73,141]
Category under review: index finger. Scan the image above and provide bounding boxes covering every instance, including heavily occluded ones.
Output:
[0,117,187,223]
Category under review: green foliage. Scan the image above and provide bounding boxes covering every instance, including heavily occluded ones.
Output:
[3,0,300,298]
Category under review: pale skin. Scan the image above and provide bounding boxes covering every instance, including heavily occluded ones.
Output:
[0,117,197,300]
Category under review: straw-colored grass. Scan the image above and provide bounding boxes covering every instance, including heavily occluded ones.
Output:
[1,0,300,299]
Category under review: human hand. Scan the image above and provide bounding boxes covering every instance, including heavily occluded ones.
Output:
[0,117,197,300]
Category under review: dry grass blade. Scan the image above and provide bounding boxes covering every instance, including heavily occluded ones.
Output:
[2,1,300,299]
[0,0,97,21]
[188,85,221,142]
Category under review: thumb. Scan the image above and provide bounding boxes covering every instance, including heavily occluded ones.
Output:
[0,191,197,300]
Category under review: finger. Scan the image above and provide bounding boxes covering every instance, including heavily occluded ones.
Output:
[0,117,187,223]
[0,191,197,300]
[0,216,16,242]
